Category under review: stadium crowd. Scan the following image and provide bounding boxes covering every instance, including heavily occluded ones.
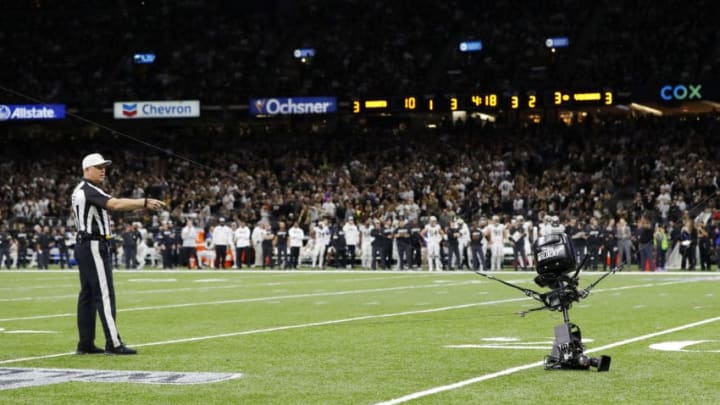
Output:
[1,114,719,271]
[1,1,719,271]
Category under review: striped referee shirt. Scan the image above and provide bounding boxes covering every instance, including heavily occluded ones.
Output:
[71,178,112,239]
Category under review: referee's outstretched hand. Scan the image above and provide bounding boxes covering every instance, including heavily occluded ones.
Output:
[145,198,166,210]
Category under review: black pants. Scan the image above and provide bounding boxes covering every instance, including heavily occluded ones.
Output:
[262,244,273,269]
[0,248,10,269]
[586,244,601,270]
[277,244,288,268]
[124,245,137,269]
[289,246,300,269]
[75,240,123,349]
[447,243,461,270]
[513,242,527,270]
[58,249,72,269]
[335,247,346,268]
[470,243,485,270]
[215,245,228,268]
[681,244,696,270]
[162,248,173,269]
[412,243,422,267]
[397,242,412,269]
[371,243,388,270]
[699,241,712,270]
[346,245,356,268]
[37,250,49,269]
[235,246,249,268]
[656,247,667,269]
[182,246,200,268]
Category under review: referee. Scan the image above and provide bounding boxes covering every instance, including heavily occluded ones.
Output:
[72,153,165,355]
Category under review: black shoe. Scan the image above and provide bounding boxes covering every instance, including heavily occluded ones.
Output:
[76,345,105,355]
[105,345,138,355]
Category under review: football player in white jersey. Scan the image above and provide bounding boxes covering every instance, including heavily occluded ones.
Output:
[311,219,331,268]
[421,216,445,271]
[485,215,507,270]
[458,218,471,270]
[359,219,374,268]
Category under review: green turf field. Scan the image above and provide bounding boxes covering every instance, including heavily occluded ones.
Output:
[1,269,719,404]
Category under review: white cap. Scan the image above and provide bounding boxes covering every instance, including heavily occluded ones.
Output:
[429,216,437,222]
[82,153,112,170]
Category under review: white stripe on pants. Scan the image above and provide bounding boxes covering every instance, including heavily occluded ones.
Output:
[91,240,121,348]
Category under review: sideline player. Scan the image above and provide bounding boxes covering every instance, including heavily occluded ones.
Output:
[72,153,165,355]
[485,215,507,270]
[421,216,444,271]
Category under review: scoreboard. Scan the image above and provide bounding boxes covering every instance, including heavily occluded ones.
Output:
[351,90,615,113]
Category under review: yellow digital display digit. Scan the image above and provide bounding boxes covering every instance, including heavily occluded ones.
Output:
[604,91,613,105]
[450,97,458,111]
[553,91,562,105]
[488,94,497,107]
[428,99,434,111]
[528,95,537,108]
[471,95,482,106]
[511,96,519,109]
[404,97,416,110]
[352,100,360,114]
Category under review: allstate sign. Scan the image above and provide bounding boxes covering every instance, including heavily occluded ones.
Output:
[249,97,337,115]
[113,100,200,119]
[0,104,66,121]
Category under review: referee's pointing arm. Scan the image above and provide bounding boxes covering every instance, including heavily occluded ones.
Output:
[105,196,165,211]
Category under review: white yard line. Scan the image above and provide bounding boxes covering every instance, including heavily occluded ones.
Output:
[374,316,720,405]
[1,278,716,366]
[0,297,527,365]
[1,275,709,323]
[0,281,480,322]
[0,274,423,302]
[0,284,78,292]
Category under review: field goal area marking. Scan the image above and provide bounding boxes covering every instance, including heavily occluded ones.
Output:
[374,314,720,405]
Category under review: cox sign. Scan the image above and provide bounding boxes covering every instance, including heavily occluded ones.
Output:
[659,84,702,101]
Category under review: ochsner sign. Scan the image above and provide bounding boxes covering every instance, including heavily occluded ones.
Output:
[249,97,337,115]
[113,100,200,119]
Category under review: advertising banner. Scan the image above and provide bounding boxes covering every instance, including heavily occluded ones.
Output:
[113,100,200,119]
[0,104,66,121]
[249,97,337,115]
